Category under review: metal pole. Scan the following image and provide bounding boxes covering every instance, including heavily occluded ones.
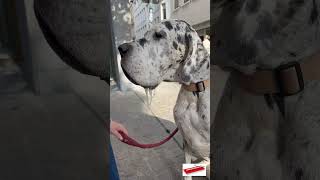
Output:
[107,0,121,90]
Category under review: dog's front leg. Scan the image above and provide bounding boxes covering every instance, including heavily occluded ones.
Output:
[184,152,193,180]
[199,157,210,179]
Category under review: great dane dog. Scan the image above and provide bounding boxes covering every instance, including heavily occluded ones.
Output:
[212,0,320,180]
[119,20,210,179]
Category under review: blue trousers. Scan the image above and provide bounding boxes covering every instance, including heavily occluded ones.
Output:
[109,144,120,180]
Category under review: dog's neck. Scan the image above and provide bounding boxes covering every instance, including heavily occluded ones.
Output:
[185,55,210,84]
[164,36,210,84]
[164,56,210,85]
[183,56,210,85]
[177,46,210,85]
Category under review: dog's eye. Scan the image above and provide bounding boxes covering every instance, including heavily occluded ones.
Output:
[154,30,166,39]
[155,32,163,38]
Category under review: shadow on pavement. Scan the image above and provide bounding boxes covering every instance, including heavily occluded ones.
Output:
[111,87,185,180]
[0,60,108,180]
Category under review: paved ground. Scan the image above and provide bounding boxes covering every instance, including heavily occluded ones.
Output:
[110,81,186,180]
[0,59,109,180]
[110,66,225,180]
[111,77,213,179]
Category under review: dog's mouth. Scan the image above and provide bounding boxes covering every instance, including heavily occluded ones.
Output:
[121,64,159,90]
[144,84,159,90]
[121,65,140,86]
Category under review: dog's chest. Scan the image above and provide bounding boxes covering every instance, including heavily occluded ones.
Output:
[214,77,320,179]
[173,88,210,157]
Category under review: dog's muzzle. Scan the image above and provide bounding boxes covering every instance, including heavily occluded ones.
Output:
[120,64,160,89]
[120,64,139,86]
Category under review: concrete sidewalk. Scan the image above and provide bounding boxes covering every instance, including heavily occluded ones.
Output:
[0,59,109,180]
[110,81,186,180]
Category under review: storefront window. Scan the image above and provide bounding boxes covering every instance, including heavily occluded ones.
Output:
[174,0,179,9]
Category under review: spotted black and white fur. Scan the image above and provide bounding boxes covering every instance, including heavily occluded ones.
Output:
[119,20,210,179]
[212,0,320,179]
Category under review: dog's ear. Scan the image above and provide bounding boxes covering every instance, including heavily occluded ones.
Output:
[180,31,209,84]
[180,30,197,84]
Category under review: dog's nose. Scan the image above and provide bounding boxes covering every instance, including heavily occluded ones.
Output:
[118,43,131,57]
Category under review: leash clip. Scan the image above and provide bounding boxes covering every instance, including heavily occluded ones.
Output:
[193,91,200,98]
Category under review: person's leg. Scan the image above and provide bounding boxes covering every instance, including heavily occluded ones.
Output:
[109,144,120,180]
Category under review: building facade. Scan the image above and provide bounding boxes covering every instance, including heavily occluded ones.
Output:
[165,0,210,38]
[131,0,162,39]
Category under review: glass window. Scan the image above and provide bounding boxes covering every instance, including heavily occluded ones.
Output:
[149,8,154,22]
[174,0,179,9]
[162,3,166,19]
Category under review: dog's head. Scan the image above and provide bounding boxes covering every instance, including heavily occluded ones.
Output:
[213,0,320,73]
[119,20,210,89]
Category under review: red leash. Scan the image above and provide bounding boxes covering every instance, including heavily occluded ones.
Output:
[119,128,179,149]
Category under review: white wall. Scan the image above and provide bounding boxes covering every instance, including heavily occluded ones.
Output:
[166,0,210,27]
[132,0,161,39]
[165,0,172,19]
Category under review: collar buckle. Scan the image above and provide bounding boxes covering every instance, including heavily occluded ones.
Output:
[275,61,304,96]
[195,81,206,92]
